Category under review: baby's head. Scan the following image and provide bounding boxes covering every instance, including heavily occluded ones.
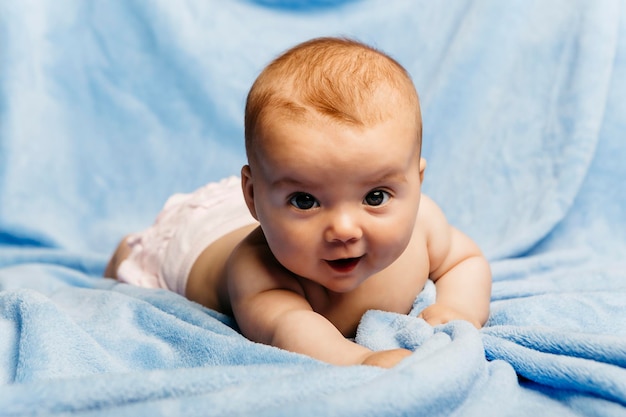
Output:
[241,37,425,292]
[244,36,422,165]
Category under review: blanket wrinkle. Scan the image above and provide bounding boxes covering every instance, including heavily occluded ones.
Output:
[483,335,626,406]
[484,326,626,367]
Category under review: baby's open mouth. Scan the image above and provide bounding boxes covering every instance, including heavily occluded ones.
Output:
[326,257,362,273]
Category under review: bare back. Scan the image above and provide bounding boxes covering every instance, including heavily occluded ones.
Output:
[185,223,258,315]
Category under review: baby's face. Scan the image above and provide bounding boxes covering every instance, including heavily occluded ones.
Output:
[244,110,423,293]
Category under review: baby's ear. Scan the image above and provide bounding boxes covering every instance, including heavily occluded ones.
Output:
[419,158,427,183]
[241,165,259,220]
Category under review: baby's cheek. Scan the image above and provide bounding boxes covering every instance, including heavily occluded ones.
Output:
[377,227,412,257]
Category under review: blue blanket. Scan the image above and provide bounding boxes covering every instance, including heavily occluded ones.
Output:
[1,0,625,415]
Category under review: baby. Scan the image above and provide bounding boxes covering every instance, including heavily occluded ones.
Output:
[105,37,492,368]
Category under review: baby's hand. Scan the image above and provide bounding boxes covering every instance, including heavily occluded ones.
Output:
[418,303,483,329]
[360,348,412,368]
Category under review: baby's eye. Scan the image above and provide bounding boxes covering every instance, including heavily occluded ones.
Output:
[363,190,390,206]
[289,193,319,210]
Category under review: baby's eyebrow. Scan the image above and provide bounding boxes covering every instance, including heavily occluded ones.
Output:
[269,170,407,189]
[363,171,407,186]
[270,176,318,190]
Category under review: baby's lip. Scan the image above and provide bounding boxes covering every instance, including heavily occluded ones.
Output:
[326,256,363,273]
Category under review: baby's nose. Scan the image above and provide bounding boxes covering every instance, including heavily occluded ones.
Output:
[324,211,363,243]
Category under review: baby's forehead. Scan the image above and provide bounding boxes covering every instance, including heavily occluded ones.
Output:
[254,107,421,161]
[251,114,422,191]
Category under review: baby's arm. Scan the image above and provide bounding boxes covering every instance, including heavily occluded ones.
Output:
[227,233,411,367]
[235,288,411,367]
[419,197,492,328]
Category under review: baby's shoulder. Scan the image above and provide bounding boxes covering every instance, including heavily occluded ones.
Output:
[413,193,453,248]
[416,194,447,224]
[227,228,303,295]
[417,193,439,212]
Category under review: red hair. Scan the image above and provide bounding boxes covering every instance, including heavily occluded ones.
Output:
[244,37,421,160]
